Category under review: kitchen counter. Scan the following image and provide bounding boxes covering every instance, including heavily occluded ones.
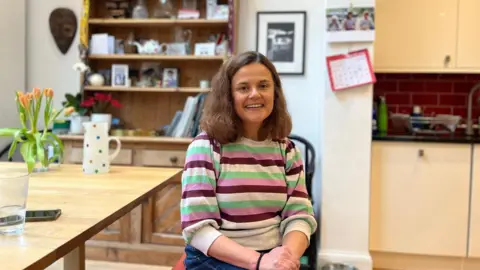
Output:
[372,134,480,144]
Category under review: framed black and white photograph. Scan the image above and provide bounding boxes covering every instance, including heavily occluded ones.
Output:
[111,64,129,87]
[256,11,306,75]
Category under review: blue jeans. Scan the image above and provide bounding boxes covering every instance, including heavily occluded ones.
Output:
[184,245,269,270]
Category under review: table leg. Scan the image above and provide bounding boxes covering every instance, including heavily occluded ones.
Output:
[63,243,85,270]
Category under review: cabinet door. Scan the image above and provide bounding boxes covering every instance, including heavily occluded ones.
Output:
[456,0,480,69]
[469,145,480,258]
[374,0,458,72]
[370,142,470,257]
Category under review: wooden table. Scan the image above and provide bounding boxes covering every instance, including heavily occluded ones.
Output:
[0,163,182,270]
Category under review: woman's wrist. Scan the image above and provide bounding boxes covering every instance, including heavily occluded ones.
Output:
[248,252,261,270]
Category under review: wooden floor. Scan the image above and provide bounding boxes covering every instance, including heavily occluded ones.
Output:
[46,259,171,270]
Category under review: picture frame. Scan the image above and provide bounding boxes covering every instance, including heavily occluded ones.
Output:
[111,64,129,87]
[162,68,179,88]
[256,11,307,75]
[326,6,375,43]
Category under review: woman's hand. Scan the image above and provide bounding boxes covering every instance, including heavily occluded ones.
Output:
[259,246,300,270]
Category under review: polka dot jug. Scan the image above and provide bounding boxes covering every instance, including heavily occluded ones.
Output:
[82,121,121,174]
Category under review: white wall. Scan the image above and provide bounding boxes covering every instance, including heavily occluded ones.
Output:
[319,0,374,268]
[0,0,26,150]
[26,0,82,111]
[239,0,374,269]
[237,0,325,206]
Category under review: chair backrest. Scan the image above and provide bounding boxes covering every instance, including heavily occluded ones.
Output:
[288,134,316,197]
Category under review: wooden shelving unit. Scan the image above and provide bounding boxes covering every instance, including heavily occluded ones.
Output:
[88,54,226,60]
[89,18,229,26]
[60,0,239,266]
[84,85,210,93]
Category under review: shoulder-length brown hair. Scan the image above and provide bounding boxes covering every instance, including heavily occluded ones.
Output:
[200,51,292,144]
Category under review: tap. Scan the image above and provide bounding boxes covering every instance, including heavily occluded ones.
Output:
[466,82,480,136]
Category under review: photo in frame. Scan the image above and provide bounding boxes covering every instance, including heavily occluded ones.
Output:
[256,11,306,75]
[326,6,375,43]
[111,64,129,87]
[162,68,179,88]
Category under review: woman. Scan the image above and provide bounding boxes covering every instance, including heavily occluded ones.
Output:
[180,51,317,270]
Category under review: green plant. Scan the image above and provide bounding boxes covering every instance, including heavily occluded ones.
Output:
[62,92,88,116]
[0,88,74,173]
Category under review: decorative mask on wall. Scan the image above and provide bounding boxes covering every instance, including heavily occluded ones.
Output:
[49,8,78,54]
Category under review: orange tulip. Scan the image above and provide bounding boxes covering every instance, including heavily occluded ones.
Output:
[26,93,33,100]
[43,88,54,98]
[64,106,75,116]
[32,88,41,99]
[19,95,30,109]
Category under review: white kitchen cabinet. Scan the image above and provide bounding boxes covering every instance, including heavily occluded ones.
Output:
[469,145,480,258]
[370,141,471,257]
[374,0,458,72]
[456,0,480,70]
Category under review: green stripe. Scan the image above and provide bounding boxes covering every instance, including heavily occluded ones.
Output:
[187,146,211,155]
[221,171,285,179]
[219,200,285,208]
[283,203,314,215]
[222,144,281,154]
[181,205,219,215]
[182,175,216,186]
[286,151,302,168]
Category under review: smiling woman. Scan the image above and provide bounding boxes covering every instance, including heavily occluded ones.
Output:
[180,51,317,270]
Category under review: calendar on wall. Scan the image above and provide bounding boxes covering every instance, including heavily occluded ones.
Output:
[326,49,376,91]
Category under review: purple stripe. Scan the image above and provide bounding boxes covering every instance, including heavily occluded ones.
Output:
[184,183,214,191]
[184,160,215,171]
[287,164,303,175]
[221,206,281,216]
[219,178,286,187]
[181,212,220,222]
[221,211,278,223]
[282,210,309,219]
[217,185,287,194]
[182,189,215,199]
[287,186,307,195]
[186,153,211,163]
[222,151,280,160]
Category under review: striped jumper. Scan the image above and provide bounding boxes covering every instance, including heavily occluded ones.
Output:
[180,132,317,255]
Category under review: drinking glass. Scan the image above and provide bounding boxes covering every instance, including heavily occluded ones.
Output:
[0,167,30,235]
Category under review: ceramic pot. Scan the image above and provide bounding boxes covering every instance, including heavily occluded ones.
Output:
[91,113,112,130]
[69,114,90,134]
[82,122,121,174]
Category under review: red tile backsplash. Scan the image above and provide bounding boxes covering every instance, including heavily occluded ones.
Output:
[374,73,480,118]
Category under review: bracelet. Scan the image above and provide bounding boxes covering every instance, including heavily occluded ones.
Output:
[256,253,265,270]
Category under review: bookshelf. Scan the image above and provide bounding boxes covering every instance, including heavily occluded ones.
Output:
[59,0,239,266]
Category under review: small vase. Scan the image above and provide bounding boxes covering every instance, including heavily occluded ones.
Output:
[91,113,112,131]
[70,114,90,134]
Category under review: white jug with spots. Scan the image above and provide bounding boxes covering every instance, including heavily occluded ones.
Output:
[82,121,121,174]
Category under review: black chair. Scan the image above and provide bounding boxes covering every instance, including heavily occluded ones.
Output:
[288,134,318,270]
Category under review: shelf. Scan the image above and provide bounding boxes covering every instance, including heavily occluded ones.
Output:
[59,134,193,144]
[84,86,210,93]
[88,54,225,61]
[88,18,229,27]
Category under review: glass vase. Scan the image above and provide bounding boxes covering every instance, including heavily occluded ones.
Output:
[0,167,30,235]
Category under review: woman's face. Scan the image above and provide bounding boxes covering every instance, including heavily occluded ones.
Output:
[231,63,275,128]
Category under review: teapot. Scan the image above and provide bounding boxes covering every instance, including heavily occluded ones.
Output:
[82,122,121,174]
[131,39,167,54]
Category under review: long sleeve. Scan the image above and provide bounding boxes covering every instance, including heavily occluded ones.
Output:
[180,134,223,255]
[280,139,318,241]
